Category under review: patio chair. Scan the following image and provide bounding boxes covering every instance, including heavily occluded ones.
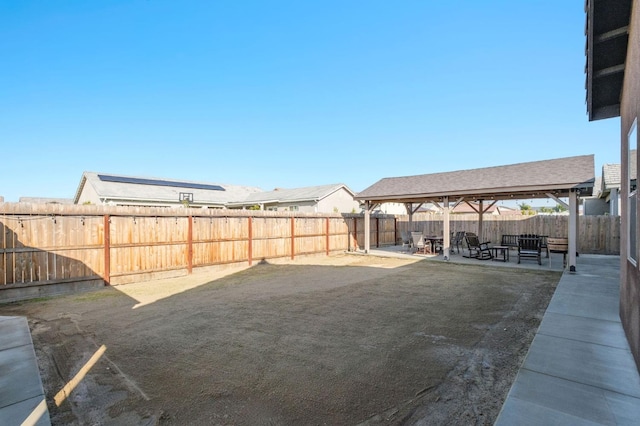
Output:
[517,234,542,265]
[547,237,568,268]
[464,233,492,260]
[539,235,549,258]
[451,231,466,254]
[400,231,411,248]
[410,232,431,254]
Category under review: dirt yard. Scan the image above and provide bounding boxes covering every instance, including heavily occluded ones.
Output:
[1,254,560,425]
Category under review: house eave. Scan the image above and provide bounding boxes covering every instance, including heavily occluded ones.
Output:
[585,0,632,121]
[357,183,593,204]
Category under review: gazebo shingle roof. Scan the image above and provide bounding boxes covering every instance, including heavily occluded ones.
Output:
[356,155,595,202]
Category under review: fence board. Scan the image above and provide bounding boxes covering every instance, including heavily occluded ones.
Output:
[395,214,619,255]
[0,203,620,294]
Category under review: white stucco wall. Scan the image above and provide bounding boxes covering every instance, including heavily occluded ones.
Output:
[317,188,359,213]
[76,181,101,205]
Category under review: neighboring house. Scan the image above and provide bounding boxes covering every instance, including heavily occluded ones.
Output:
[586,0,640,370]
[228,183,359,213]
[19,197,74,204]
[585,157,638,216]
[583,176,608,215]
[371,202,411,215]
[450,202,520,216]
[74,171,263,208]
[603,163,622,215]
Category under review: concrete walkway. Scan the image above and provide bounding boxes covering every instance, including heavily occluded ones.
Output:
[0,316,50,425]
[495,254,640,425]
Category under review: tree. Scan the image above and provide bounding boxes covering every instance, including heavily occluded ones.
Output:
[518,202,536,215]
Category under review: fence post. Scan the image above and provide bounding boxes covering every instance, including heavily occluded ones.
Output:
[248,216,253,266]
[187,216,193,274]
[353,217,358,250]
[104,214,110,285]
[376,217,380,248]
[291,216,295,260]
[326,217,330,255]
[394,217,398,246]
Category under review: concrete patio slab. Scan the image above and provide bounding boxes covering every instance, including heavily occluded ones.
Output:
[523,333,640,398]
[538,312,630,349]
[545,291,621,322]
[0,316,50,426]
[498,369,640,426]
[0,315,32,349]
[496,255,640,425]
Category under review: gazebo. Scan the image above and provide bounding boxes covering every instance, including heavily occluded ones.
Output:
[355,155,595,272]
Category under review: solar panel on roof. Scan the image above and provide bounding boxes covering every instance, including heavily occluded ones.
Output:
[97,174,225,191]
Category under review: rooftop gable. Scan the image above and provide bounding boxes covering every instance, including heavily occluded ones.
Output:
[74,172,263,205]
[603,163,622,189]
[238,184,355,205]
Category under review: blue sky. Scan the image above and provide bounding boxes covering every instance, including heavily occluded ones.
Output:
[0,1,620,203]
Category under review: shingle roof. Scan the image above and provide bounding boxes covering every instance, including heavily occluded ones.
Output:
[74,172,263,205]
[600,149,636,193]
[592,176,603,198]
[602,163,621,190]
[356,155,595,202]
[19,197,74,204]
[585,0,632,121]
[236,184,354,205]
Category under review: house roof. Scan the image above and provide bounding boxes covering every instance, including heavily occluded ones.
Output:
[19,197,74,204]
[592,176,604,198]
[585,0,632,121]
[231,184,355,205]
[74,172,263,205]
[356,155,595,203]
[600,149,636,194]
[602,163,621,190]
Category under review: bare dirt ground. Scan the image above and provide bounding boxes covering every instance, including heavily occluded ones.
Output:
[1,254,560,425]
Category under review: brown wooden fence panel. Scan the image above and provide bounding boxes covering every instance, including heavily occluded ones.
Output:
[328,217,350,253]
[379,217,397,245]
[109,215,188,278]
[251,216,291,260]
[192,216,249,266]
[294,217,325,255]
[341,214,397,249]
[0,203,621,295]
[395,214,620,255]
[0,214,104,286]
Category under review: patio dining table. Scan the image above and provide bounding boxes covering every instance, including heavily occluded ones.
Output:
[425,236,444,254]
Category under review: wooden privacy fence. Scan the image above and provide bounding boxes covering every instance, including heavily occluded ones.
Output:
[0,204,397,289]
[396,213,620,255]
[0,203,619,293]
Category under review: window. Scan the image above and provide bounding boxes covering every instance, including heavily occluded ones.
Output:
[628,119,637,265]
[289,206,299,211]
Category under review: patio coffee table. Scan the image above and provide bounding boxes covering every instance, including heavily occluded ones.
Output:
[491,246,509,262]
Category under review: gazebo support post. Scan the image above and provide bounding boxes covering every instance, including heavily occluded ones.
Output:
[442,196,450,260]
[405,203,413,233]
[569,190,578,272]
[364,201,371,253]
[478,200,484,241]
[465,199,495,242]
